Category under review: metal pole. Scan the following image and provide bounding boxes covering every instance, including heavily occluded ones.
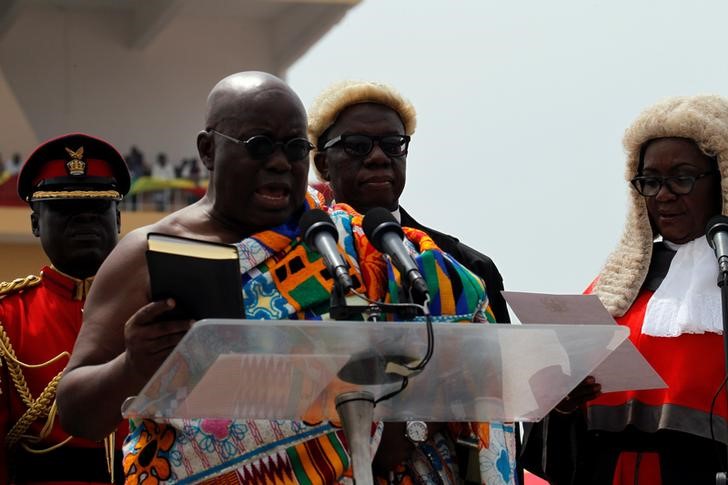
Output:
[717,274,728,484]
[335,391,375,485]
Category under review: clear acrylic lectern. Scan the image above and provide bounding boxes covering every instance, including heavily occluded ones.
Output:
[122,320,629,483]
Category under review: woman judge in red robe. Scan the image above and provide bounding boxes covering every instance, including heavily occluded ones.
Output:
[522,95,728,485]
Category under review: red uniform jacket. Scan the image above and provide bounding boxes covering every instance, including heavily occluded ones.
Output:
[0,266,126,485]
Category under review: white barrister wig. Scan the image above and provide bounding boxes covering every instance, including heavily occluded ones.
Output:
[594,94,728,316]
[307,80,417,180]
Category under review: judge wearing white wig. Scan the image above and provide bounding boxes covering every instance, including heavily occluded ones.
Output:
[523,95,728,485]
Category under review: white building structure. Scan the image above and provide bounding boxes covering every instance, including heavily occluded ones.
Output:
[0,0,359,281]
[0,0,359,160]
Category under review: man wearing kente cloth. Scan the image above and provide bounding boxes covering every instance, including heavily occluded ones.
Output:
[0,133,130,483]
[57,72,506,484]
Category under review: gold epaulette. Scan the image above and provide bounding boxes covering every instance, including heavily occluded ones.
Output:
[0,275,42,298]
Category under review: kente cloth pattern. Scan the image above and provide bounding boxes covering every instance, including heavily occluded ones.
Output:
[123,192,515,484]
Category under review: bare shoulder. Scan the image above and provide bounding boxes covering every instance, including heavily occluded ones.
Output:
[147,201,235,242]
[92,211,196,291]
[88,205,209,310]
[92,227,151,299]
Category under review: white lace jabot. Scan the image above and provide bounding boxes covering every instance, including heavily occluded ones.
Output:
[642,238,722,337]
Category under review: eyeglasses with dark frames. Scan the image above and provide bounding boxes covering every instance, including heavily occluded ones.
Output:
[208,129,314,162]
[630,170,719,197]
[321,134,411,157]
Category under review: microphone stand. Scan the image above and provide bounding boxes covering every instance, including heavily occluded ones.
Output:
[328,280,402,484]
[327,280,429,484]
[329,279,355,321]
[329,281,419,322]
[718,270,728,485]
[327,280,376,485]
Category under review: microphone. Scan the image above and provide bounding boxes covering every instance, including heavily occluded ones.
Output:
[363,207,429,303]
[706,215,728,277]
[300,209,354,291]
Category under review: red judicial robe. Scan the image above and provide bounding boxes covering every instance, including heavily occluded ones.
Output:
[584,287,727,484]
[521,269,727,485]
[589,289,727,442]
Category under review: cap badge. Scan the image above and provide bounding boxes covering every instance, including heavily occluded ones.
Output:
[65,146,86,176]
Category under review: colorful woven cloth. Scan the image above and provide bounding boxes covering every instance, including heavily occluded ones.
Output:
[122,191,515,484]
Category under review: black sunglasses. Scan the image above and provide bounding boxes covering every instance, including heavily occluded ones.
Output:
[321,134,410,157]
[630,170,719,197]
[209,129,314,162]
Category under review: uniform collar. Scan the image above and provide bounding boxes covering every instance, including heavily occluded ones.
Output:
[41,266,95,301]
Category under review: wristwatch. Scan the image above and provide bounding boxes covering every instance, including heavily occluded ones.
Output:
[404,420,428,444]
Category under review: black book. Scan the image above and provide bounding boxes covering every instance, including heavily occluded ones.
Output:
[146,232,244,321]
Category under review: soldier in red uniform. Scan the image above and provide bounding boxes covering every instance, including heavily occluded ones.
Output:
[0,133,130,484]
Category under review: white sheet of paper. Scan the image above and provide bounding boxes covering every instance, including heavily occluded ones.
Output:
[502,291,666,392]
[502,292,615,325]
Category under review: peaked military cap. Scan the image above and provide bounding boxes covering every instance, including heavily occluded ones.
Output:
[17,133,130,203]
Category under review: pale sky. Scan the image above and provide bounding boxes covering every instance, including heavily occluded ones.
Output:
[288,0,728,303]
